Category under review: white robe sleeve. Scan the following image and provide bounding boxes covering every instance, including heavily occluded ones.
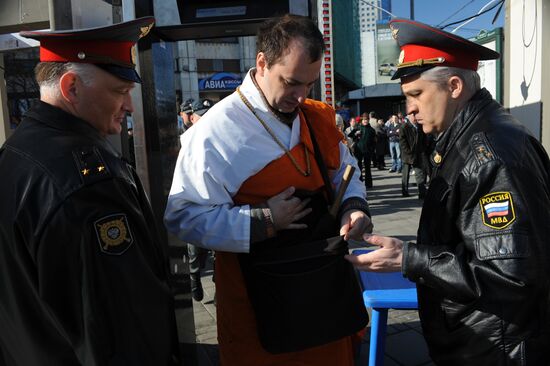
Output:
[165,193,251,253]
[164,114,259,253]
[164,80,290,253]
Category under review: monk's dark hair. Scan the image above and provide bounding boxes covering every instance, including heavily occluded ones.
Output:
[256,14,325,67]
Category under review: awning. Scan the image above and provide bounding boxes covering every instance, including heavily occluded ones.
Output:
[347,83,403,100]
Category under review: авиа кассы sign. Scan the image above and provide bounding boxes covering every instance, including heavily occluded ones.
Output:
[199,72,242,91]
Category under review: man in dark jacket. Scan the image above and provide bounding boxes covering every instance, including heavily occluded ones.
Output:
[350,113,376,188]
[0,19,180,365]
[399,113,428,198]
[347,19,550,365]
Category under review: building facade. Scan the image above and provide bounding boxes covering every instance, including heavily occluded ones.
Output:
[331,0,362,100]
[358,0,392,86]
[174,36,257,106]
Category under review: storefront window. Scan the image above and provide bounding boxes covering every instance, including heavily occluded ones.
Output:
[3,48,39,130]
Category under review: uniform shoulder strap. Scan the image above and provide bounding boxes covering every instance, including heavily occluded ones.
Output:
[72,146,111,185]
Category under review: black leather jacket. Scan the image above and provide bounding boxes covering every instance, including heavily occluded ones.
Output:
[0,102,179,365]
[403,89,550,365]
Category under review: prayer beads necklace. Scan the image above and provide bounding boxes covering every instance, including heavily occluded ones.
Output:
[236,87,311,177]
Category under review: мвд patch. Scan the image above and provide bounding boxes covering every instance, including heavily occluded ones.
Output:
[479,191,516,229]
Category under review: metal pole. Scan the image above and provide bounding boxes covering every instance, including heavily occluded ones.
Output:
[0,57,10,145]
[47,0,73,30]
[410,0,414,20]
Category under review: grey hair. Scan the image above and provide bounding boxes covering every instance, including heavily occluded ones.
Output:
[420,66,480,95]
[37,62,97,99]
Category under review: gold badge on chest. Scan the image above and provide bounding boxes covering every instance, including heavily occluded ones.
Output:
[433,152,442,164]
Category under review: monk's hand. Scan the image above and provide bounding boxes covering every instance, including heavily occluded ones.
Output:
[344,233,403,272]
[267,186,312,231]
[339,209,373,241]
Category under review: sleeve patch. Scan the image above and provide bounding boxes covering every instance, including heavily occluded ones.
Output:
[479,191,516,229]
[94,214,134,255]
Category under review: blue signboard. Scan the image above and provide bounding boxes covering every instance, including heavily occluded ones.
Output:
[336,109,351,124]
[199,72,243,91]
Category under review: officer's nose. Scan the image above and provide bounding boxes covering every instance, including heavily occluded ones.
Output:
[406,100,418,116]
[124,93,134,114]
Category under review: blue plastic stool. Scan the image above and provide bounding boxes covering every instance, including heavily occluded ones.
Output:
[353,249,418,366]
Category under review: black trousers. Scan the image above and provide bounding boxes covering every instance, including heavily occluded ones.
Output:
[402,163,427,197]
[356,150,373,188]
[187,243,207,276]
[375,154,385,169]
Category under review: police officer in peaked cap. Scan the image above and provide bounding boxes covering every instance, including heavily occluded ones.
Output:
[179,98,194,134]
[0,18,180,365]
[347,18,550,365]
[190,98,215,125]
[181,98,195,115]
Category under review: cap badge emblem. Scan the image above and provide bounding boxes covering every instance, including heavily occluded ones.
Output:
[77,52,86,60]
[399,50,405,64]
[131,45,137,65]
[390,25,399,39]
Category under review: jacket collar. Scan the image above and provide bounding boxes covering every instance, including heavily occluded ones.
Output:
[431,88,494,166]
[24,101,121,157]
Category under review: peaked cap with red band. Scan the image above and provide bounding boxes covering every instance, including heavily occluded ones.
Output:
[389,18,499,80]
[19,17,155,83]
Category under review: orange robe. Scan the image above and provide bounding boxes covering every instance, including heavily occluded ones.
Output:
[215,100,357,365]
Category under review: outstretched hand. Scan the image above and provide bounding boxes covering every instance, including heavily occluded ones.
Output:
[345,233,403,272]
[267,186,312,231]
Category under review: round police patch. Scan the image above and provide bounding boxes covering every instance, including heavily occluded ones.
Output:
[94,214,134,255]
[479,191,516,229]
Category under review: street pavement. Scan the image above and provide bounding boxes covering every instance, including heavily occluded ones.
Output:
[170,160,434,366]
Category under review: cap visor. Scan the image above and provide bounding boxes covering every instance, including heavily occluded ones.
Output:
[97,64,142,83]
[392,65,436,80]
